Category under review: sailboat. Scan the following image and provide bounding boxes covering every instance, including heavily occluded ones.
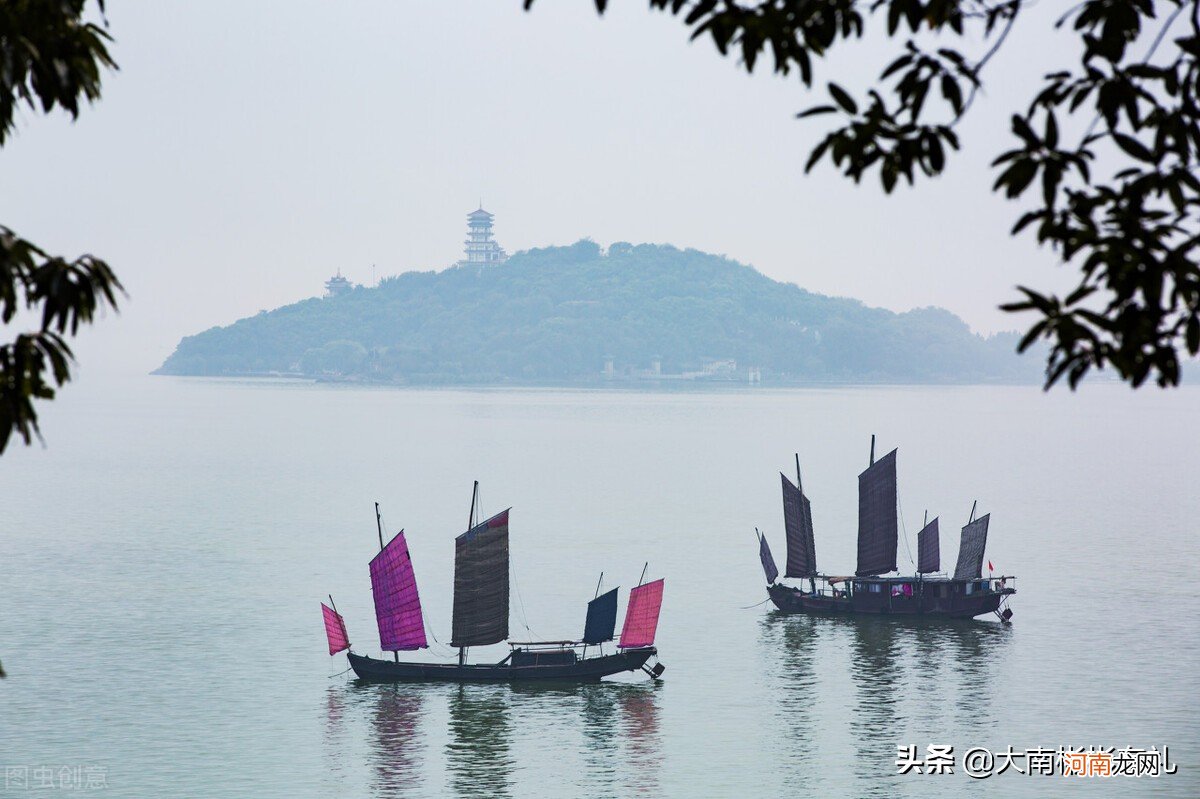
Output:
[758,436,1016,621]
[321,483,667,683]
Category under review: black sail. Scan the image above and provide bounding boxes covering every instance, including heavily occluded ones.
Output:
[917,517,940,574]
[759,533,779,585]
[781,474,817,578]
[856,448,898,576]
[582,587,619,644]
[953,513,990,580]
[450,509,510,648]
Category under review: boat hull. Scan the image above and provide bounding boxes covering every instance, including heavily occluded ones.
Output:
[347,647,657,684]
[768,583,1014,620]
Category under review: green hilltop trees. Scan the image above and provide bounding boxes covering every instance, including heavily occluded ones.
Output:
[524,0,1200,390]
[156,241,1035,385]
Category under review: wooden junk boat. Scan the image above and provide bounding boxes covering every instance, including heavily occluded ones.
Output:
[321,483,666,683]
[758,437,1016,622]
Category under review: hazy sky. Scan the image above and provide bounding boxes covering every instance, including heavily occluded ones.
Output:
[0,1,1083,375]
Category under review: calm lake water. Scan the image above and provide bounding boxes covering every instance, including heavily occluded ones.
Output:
[2,376,1198,797]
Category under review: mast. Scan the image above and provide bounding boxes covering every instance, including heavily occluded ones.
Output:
[375,502,384,551]
[870,434,876,466]
[460,480,480,667]
[594,572,604,600]
[969,499,977,523]
[920,509,928,583]
[374,503,399,662]
[801,451,811,587]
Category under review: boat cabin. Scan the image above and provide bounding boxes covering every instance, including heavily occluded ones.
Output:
[509,645,579,668]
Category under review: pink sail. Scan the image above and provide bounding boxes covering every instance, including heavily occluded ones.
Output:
[619,578,664,649]
[321,602,350,656]
[370,530,428,651]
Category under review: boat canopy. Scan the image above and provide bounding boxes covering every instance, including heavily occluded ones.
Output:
[582,587,619,644]
[321,602,350,656]
[781,473,817,578]
[917,517,940,574]
[953,513,990,580]
[450,509,511,648]
[619,578,664,649]
[369,530,428,651]
[856,448,898,576]
[758,531,779,585]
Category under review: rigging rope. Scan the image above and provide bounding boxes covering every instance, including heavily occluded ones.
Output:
[422,611,458,659]
[897,494,915,568]
[740,597,773,609]
[510,555,540,639]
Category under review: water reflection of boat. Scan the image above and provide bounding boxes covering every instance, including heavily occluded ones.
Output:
[758,438,1017,621]
[435,682,661,798]
[765,614,821,772]
[849,617,902,725]
[446,685,515,799]
[366,685,430,797]
[761,610,1013,797]
[321,484,667,683]
[618,685,663,794]
[847,618,903,799]
[942,621,1012,733]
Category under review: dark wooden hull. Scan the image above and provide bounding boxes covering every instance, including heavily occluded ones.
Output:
[768,583,1014,620]
[347,648,657,684]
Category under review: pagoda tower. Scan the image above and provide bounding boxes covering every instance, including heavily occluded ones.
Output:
[324,268,351,298]
[462,206,508,265]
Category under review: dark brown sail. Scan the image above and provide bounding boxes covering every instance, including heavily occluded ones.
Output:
[856,448,898,576]
[759,532,779,585]
[781,474,817,578]
[450,508,510,648]
[917,517,940,574]
[953,513,990,580]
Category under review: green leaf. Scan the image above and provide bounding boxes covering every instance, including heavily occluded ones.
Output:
[1044,111,1058,149]
[940,75,963,115]
[804,137,832,173]
[828,83,858,115]
[1011,115,1038,146]
[797,105,837,118]
[1111,133,1155,163]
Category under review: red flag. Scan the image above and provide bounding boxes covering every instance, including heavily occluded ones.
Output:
[988,560,994,572]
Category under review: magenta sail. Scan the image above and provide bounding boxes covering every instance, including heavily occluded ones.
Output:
[619,579,664,649]
[369,530,429,651]
[321,602,350,656]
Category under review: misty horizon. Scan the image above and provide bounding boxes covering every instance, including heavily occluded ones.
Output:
[0,1,1086,378]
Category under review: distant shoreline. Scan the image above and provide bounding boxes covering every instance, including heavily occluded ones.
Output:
[155,242,1042,387]
[149,371,1051,390]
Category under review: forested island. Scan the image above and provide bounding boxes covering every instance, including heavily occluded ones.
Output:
[155,241,1037,385]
